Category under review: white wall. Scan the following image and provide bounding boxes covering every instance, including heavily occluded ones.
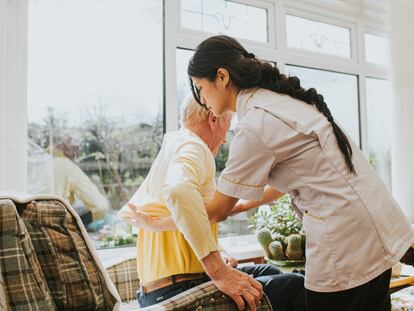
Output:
[390,0,414,222]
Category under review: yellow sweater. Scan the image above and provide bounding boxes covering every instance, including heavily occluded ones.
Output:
[136,203,218,285]
[118,129,219,285]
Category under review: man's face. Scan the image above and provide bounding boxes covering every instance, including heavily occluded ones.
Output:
[208,113,232,156]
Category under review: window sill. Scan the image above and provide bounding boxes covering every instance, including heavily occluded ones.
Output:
[98,234,263,268]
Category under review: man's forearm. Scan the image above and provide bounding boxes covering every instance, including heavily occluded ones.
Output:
[201,250,228,279]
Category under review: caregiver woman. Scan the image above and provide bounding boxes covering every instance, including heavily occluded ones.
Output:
[189,35,414,311]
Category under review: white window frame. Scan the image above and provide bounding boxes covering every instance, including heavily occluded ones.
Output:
[167,0,390,152]
[284,8,358,63]
[0,0,28,192]
[177,0,277,50]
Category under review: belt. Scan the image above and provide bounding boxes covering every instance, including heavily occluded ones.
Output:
[142,273,207,294]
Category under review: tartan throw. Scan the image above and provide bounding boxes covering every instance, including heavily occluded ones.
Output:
[0,193,121,311]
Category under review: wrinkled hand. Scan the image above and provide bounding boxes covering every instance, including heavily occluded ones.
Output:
[222,255,238,268]
[127,204,154,229]
[211,264,263,311]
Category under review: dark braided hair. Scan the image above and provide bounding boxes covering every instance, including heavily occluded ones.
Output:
[188,35,356,175]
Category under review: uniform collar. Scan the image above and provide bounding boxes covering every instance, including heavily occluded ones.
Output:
[236,87,260,120]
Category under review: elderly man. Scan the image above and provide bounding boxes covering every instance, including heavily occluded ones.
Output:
[118,98,305,311]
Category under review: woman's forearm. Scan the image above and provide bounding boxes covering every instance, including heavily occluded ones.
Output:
[126,204,178,232]
[205,191,238,223]
[242,186,284,210]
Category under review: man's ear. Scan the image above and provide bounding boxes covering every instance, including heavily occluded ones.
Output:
[216,68,230,88]
[207,111,217,129]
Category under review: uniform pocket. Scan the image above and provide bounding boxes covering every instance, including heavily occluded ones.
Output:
[302,213,340,289]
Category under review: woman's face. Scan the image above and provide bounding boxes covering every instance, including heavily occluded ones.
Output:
[191,69,236,116]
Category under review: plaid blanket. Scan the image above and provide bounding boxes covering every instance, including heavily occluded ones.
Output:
[0,193,121,311]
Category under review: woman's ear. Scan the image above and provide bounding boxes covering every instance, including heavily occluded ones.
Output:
[208,111,218,129]
[216,68,230,87]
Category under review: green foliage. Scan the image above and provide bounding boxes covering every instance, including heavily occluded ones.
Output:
[100,233,136,248]
[99,224,137,248]
[248,194,303,237]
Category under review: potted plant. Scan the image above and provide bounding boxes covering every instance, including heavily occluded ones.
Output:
[248,195,306,266]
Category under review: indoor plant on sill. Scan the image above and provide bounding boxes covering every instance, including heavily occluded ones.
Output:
[249,194,306,267]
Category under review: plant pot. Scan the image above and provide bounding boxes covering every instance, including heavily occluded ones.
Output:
[266,256,305,267]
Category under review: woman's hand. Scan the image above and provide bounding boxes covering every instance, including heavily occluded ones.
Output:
[230,202,249,216]
[127,204,156,229]
[127,203,177,231]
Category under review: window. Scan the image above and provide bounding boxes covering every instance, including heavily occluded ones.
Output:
[364,33,390,66]
[27,0,164,249]
[286,65,360,145]
[286,15,351,58]
[2,0,391,250]
[176,48,194,113]
[180,0,268,43]
[366,78,392,190]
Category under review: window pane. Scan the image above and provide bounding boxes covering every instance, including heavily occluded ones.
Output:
[27,0,163,249]
[286,15,351,58]
[286,65,360,145]
[176,48,194,112]
[364,33,390,66]
[180,0,268,43]
[366,78,392,190]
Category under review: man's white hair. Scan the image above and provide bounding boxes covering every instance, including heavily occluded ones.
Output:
[180,96,231,127]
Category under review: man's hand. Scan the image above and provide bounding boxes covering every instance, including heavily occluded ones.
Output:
[202,251,263,311]
[222,254,238,268]
[213,265,263,311]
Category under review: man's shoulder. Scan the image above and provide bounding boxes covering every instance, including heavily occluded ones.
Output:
[165,130,212,158]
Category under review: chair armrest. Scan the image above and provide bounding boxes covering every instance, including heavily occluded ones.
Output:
[140,281,273,311]
[106,257,140,303]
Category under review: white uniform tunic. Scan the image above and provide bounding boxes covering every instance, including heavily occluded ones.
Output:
[218,88,414,292]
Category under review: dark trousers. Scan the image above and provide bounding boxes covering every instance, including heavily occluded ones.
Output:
[240,264,306,311]
[305,269,392,311]
[137,264,306,311]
